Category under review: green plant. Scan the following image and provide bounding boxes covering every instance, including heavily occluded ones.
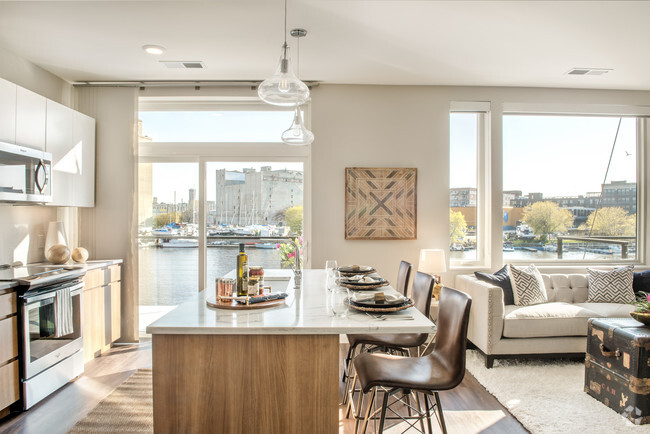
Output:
[632,291,650,313]
[276,236,303,268]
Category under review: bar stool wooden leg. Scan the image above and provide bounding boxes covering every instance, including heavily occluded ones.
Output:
[343,345,358,405]
[346,372,358,418]
[359,387,376,434]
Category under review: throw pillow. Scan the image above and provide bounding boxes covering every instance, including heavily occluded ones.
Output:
[474,266,515,305]
[508,264,547,306]
[587,266,635,303]
[633,270,650,296]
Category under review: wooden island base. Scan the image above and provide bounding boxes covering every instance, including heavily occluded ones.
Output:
[152,334,338,433]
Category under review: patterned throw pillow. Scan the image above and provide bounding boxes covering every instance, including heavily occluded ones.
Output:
[587,266,635,303]
[508,264,548,306]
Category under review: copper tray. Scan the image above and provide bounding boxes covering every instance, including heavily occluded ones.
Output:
[206,296,286,310]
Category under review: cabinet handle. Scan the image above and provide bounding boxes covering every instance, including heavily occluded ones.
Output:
[600,344,621,358]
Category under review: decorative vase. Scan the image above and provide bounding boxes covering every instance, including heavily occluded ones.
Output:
[45,221,68,256]
[630,311,650,326]
[46,244,71,265]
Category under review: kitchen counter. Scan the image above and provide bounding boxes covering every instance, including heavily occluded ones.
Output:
[147,269,435,433]
[147,269,432,335]
[0,281,17,292]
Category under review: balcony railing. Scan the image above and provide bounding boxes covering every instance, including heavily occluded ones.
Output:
[555,236,636,259]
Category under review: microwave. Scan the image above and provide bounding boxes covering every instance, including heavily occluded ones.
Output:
[0,141,52,203]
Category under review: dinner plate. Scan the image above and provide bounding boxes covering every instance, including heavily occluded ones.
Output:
[339,277,387,286]
[349,297,411,308]
[337,265,375,275]
[338,280,389,290]
[346,298,415,313]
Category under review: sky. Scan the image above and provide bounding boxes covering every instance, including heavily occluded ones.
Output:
[451,114,637,197]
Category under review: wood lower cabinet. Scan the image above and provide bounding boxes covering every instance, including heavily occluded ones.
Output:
[0,290,19,418]
[82,264,122,363]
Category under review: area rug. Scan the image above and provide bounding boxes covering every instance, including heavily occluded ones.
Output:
[465,350,648,433]
[68,369,153,433]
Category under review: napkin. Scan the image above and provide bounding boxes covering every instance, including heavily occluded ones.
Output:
[346,275,380,283]
[351,292,405,303]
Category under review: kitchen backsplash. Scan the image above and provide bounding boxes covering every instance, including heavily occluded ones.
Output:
[0,205,58,266]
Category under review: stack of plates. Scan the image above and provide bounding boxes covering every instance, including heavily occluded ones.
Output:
[338,275,389,290]
[337,265,375,277]
[347,297,414,313]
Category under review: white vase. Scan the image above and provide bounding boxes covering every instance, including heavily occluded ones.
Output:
[45,221,68,256]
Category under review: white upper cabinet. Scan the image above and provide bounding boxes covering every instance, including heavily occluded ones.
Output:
[46,101,95,207]
[71,111,95,207]
[0,78,17,144]
[15,87,46,150]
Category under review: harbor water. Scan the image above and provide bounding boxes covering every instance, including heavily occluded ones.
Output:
[139,245,283,305]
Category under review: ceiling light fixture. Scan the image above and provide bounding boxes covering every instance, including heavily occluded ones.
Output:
[142,45,166,55]
[257,0,309,106]
[281,29,314,146]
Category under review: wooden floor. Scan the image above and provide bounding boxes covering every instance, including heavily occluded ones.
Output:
[0,340,527,434]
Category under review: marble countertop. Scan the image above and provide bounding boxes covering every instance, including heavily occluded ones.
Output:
[0,281,18,291]
[147,269,436,335]
[61,259,123,270]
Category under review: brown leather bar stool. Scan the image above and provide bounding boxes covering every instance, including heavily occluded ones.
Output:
[343,270,433,412]
[342,260,413,383]
[352,286,472,434]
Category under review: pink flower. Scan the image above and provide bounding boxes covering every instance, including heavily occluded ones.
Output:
[646,294,650,302]
[276,244,281,249]
[288,252,295,258]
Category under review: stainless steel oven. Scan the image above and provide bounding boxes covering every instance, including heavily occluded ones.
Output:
[0,264,86,410]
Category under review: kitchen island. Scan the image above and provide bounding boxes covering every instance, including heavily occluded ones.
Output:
[147,269,435,433]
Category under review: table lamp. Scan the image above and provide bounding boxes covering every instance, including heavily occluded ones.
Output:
[418,249,447,300]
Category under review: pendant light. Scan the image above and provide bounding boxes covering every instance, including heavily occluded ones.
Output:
[281,29,314,146]
[258,0,310,106]
[282,105,314,145]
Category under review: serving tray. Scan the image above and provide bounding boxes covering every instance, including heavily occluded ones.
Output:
[206,296,286,310]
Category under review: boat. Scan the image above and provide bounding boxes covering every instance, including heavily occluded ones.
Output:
[255,243,277,249]
[158,239,198,248]
[503,242,515,252]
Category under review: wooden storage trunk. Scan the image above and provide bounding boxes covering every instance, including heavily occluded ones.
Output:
[585,318,650,425]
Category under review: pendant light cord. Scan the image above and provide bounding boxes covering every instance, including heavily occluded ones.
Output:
[581,117,622,259]
[284,0,287,44]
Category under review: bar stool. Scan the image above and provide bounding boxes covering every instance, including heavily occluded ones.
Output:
[343,271,434,413]
[352,286,472,433]
[342,260,413,384]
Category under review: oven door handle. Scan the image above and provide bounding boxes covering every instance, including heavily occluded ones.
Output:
[23,282,84,304]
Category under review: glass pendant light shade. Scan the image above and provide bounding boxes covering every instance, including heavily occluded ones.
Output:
[282,106,314,146]
[258,43,310,107]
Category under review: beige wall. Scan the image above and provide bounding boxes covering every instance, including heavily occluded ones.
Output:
[0,47,72,266]
[76,86,139,342]
[310,85,650,286]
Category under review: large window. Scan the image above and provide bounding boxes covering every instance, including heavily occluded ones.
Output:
[502,114,640,262]
[137,98,309,333]
[449,103,489,266]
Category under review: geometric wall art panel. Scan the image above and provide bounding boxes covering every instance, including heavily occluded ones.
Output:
[345,167,417,240]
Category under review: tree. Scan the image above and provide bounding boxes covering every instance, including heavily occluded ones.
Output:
[285,206,303,235]
[523,201,574,242]
[449,209,467,244]
[581,207,636,236]
[153,212,179,228]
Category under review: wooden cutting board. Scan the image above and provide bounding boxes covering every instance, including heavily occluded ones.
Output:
[206,296,286,310]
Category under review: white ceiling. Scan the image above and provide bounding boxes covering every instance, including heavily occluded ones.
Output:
[1,1,649,90]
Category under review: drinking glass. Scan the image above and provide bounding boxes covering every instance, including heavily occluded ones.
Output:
[325,260,338,274]
[330,285,350,318]
[326,269,341,292]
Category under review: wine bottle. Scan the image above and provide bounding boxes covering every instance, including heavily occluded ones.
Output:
[236,243,249,296]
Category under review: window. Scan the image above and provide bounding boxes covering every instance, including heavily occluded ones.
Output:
[137,98,309,334]
[502,114,641,262]
[449,102,490,266]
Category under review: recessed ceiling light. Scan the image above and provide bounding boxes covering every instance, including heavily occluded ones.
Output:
[142,45,166,55]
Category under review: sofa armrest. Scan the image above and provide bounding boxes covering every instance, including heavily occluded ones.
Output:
[455,275,505,355]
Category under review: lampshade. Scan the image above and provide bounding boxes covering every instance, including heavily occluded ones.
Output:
[258,43,310,107]
[418,249,447,274]
[281,105,314,145]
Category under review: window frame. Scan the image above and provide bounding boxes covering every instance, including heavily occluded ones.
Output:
[138,98,311,291]
[500,104,648,266]
[449,102,491,269]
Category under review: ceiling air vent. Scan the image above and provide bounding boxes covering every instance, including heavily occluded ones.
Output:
[160,61,206,69]
[567,68,612,76]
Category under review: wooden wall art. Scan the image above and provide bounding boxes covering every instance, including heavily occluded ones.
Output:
[345,167,417,240]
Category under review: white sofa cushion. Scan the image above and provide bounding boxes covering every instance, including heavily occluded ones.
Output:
[574,302,635,318]
[502,302,600,338]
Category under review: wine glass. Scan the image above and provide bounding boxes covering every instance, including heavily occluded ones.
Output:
[325,260,338,274]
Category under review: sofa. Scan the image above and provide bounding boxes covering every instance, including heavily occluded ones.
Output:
[455,272,636,368]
